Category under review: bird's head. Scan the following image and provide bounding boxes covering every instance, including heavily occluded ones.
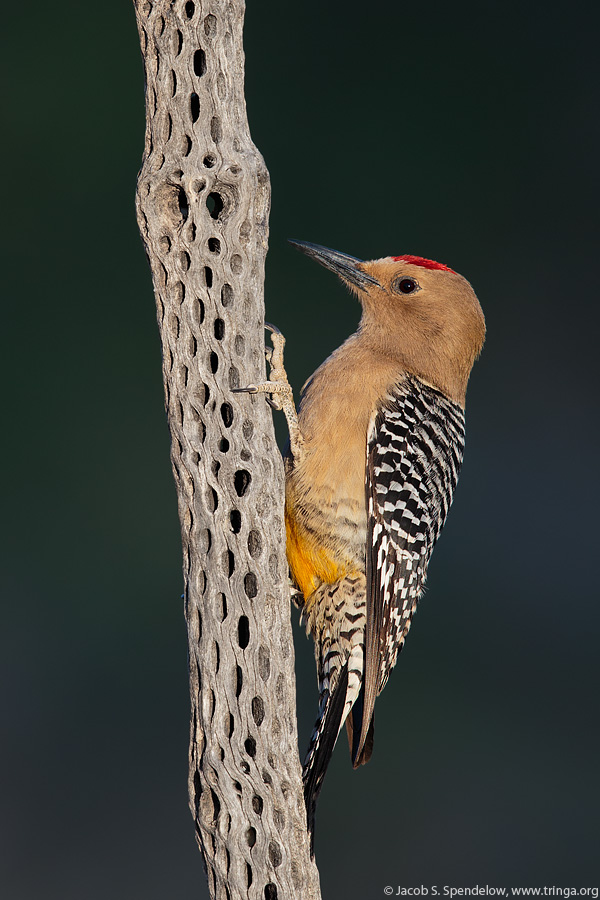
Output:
[289,240,485,405]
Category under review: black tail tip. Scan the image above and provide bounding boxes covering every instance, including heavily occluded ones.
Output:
[302,664,350,858]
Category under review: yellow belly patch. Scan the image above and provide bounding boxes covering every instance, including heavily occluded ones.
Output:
[285,502,347,605]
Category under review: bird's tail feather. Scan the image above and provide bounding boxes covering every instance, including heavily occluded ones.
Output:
[346,685,375,768]
[303,663,349,856]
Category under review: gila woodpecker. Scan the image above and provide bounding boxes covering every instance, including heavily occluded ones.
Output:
[235,240,485,852]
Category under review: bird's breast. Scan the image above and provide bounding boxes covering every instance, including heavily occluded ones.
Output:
[284,336,408,603]
[284,388,371,603]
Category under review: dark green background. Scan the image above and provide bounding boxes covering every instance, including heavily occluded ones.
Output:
[3,1,599,897]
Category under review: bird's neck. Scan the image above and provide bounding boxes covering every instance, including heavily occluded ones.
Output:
[356,321,469,406]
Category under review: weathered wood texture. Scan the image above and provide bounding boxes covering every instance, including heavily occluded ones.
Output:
[132,2,321,897]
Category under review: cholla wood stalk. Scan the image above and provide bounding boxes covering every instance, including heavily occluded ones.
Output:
[132,2,321,897]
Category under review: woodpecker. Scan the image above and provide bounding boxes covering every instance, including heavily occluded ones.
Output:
[235,241,485,852]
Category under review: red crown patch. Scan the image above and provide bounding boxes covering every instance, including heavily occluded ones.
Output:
[392,255,455,273]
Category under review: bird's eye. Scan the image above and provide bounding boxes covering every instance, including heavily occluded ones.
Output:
[395,277,418,294]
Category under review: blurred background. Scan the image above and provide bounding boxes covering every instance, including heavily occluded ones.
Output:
[2,1,599,897]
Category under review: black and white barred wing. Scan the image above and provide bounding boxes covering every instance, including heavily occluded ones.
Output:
[356,377,465,761]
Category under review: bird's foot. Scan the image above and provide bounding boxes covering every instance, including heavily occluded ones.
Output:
[233,324,302,455]
[233,323,292,409]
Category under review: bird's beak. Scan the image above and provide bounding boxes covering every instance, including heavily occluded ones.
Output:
[289,239,380,291]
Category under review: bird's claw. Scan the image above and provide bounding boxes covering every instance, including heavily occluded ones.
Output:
[233,323,290,403]
[234,323,301,456]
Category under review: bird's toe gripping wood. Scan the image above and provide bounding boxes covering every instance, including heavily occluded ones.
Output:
[232,322,291,407]
[232,323,302,457]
